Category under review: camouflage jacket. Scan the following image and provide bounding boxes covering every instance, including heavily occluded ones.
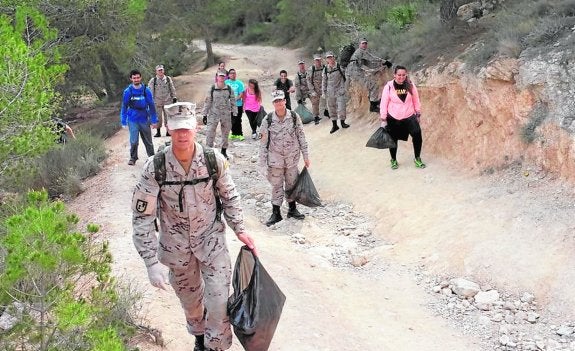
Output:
[132,143,245,268]
[294,70,310,100]
[259,110,309,169]
[201,84,238,117]
[307,65,324,96]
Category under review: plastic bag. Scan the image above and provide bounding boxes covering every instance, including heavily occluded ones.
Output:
[365,127,397,149]
[286,167,322,207]
[256,106,267,127]
[228,246,286,351]
[294,103,314,124]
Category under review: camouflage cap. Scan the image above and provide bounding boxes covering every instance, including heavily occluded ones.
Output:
[325,51,335,58]
[271,90,285,102]
[155,64,164,70]
[298,59,305,64]
[165,102,197,130]
[216,70,227,76]
[360,38,368,43]
[313,54,322,60]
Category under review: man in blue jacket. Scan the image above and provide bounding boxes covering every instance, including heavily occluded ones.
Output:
[121,69,158,165]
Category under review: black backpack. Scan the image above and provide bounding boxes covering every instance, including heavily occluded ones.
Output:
[323,64,346,82]
[339,43,356,69]
[153,142,222,220]
[128,84,148,110]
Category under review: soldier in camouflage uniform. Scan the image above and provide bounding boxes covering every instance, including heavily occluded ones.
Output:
[149,64,178,137]
[346,38,392,113]
[131,101,257,351]
[259,90,310,226]
[294,59,310,106]
[307,54,326,125]
[202,70,237,159]
[322,51,349,134]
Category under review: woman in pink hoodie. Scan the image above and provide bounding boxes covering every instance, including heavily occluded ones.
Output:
[379,65,425,169]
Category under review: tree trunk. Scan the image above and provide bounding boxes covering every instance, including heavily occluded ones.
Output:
[204,38,215,69]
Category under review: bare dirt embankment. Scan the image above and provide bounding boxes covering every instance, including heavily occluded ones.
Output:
[68,43,575,351]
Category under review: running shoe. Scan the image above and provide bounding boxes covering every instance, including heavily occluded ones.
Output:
[390,159,398,170]
[414,157,426,169]
[236,135,245,141]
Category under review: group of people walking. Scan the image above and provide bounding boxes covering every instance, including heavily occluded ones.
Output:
[125,37,426,351]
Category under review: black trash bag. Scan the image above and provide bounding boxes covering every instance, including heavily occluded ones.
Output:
[228,246,286,351]
[286,167,322,207]
[256,106,267,127]
[365,127,397,149]
[294,103,314,124]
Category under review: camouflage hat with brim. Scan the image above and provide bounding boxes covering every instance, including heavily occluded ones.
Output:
[155,64,164,70]
[298,59,305,64]
[216,70,227,76]
[325,51,335,58]
[360,38,368,43]
[165,102,197,130]
[313,54,322,60]
[271,90,285,102]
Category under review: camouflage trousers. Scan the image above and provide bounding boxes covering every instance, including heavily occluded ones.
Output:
[206,112,232,149]
[346,65,380,101]
[326,94,347,121]
[170,247,232,351]
[309,93,326,117]
[155,104,168,127]
[267,165,299,206]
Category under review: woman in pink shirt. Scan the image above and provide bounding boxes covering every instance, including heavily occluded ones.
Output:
[243,79,262,139]
[379,65,425,169]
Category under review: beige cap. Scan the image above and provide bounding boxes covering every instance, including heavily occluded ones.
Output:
[216,70,227,76]
[325,51,335,58]
[313,54,322,60]
[165,102,197,130]
[155,64,164,70]
[360,38,368,44]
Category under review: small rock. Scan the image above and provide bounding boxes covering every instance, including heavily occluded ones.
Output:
[441,287,453,296]
[492,313,504,322]
[556,326,574,336]
[521,292,535,304]
[350,255,368,267]
[432,285,442,293]
[475,290,500,305]
[527,312,539,324]
[450,278,481,298]
[500,334,511,345]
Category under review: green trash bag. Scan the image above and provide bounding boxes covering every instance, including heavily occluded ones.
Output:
[294,103,314,124]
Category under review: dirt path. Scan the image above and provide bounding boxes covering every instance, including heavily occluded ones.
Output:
[68,43,575,350]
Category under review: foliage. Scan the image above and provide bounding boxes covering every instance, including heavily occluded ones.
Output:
[0,190,141,350]
[386,3,418,29]
[0,6,67,178]
[1,132,107,199]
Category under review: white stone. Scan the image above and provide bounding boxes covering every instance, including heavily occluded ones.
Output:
[557,326,574,336]
[500,334,510,345]
[527,312,540,323]
[521,292,535,303]
[475,290,500,305]
[450,278,480,298]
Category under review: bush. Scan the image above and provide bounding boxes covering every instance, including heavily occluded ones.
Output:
[0,191,145,351]
[2,133,107,199]
[521,103,548,143]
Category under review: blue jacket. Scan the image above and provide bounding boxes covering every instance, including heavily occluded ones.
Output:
[120,84,158,125]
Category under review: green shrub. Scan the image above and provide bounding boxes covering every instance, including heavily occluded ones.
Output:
[523,16,575,47]
[0,190,143,350]
[2,133,107,198]
[386,3,418,29]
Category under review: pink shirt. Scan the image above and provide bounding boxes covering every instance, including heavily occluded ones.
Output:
[243,89,261,112]
[380,80,421,121]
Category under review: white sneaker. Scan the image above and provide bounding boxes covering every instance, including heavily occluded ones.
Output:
[252,133,257,140]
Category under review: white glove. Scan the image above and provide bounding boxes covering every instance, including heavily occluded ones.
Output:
[146,263,170,290]
[380,120,387,128]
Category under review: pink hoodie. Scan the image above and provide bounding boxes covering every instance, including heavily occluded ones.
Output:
[380,80,421,121]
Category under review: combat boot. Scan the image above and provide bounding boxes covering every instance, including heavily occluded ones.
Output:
[165,131,170,137]
[329,120,339,134]
[341,120,350,128]
[314,116,321,125]
[369,100,381,113]
[287,201,305,220]
[154,129,161,137]
[221,148,228,159]
[193,335,204,351]
[266,205,283,226]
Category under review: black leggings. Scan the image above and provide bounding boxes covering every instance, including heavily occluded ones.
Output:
[231,106,244,136]
[387,115,423,160]
[245,110,259,134]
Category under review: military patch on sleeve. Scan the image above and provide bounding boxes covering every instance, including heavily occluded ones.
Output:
[132,191,157,215]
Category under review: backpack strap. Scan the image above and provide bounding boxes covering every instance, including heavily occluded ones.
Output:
[203,147,222,221]
[266,110,298,150]
[153,144,221,220]
[210,84,232,100]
